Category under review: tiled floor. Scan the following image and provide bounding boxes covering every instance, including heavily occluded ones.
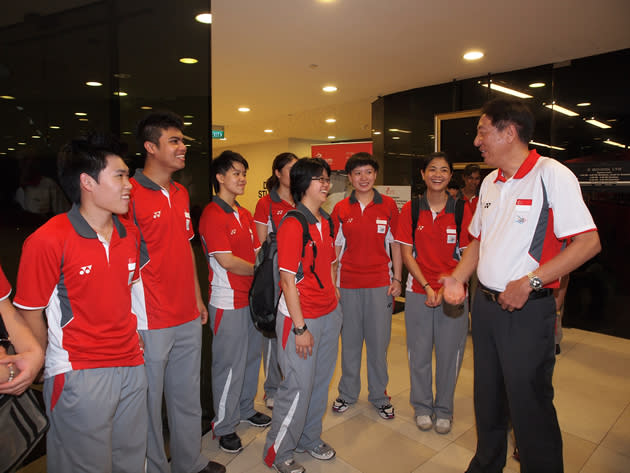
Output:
[19,312,630,472]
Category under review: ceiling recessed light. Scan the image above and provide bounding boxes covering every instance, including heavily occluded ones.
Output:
[328,135,336,139]
[113,91,128,96]
[32,135,41,139]
[1,95,15,100]
[184,122,192,126]
[49,125,60,129]
[325,118,336,123]
[75,112,87,116]
[603,139,626,149]
[238,107,251,112]
[529,82,546,88]
[179,57,198,64]
[122,131,133,135]
[463,50,484,61]
[322,85,338,93]
[392,136,400,140]
[7,147,15,151]
[141,106,152,110]
[195,13,212,24]
[79,118,89,122]
[577,102,591,107]
[372,131,381,135]
[18,142,26,145]
[113,73,131,79]
[85,81,102,87]
[184,115,194,118]
[264,129,273,133]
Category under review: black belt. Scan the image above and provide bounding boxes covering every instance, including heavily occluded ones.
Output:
[479,283,552,303]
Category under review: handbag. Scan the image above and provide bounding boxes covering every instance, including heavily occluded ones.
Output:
[0,317,49,473]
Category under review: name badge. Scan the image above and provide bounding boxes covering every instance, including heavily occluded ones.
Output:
[446,227,456,244]
[376,219,387,234]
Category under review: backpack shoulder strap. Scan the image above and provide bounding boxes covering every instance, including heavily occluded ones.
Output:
[455,198,465,242]
[282,209,324,289]
[268,200,278,235]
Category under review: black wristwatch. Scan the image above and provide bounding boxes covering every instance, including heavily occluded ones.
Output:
[292,324,308,335]
[527,272,543,292]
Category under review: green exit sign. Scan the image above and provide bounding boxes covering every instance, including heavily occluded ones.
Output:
[212,130,224,139]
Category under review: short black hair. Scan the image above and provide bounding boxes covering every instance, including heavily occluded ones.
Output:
[345,152,379,174]
[422,152,453,173]
[463,163,481,177]
[266,152,298,192]
[58,132,123,204]
[290,157,331,203]
[481,98,535,145]
[136,110,184,156]
[210,150,249,194]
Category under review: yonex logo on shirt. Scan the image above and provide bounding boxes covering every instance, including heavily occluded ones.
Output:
[153,211,161,219]
[484,202,491,209]
[230,228,237,235]
[79,265,92,275]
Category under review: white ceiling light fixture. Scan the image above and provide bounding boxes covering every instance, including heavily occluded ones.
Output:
[480,82,533,99]
[113,91,128,96]
[529,140,566,151]
[50,125,60,129]
[529,82,546,88]
[184,122,192,126]
[325,118,336,123]
[577,102,591,107]
[86,81,102,87]
[264,129,273,133]
[328,135,336,139]
[585,118,611,129]
[179,57,198,64]
[544,102,579,117]
[195,13,212,24]
[1,95,16,100]
[603,139,626,149]
[372,131,381,135]
[463,50,484,61]
[74,112,87,116]
[141,106,153,110]
[322,85,338,93]
[238,107,251,112]
[392,136,400,140]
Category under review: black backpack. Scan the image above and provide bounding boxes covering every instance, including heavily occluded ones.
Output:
[411,196,466,260]
[249,208,333,334]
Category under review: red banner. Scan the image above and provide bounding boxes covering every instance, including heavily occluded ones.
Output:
[311,142,373,171]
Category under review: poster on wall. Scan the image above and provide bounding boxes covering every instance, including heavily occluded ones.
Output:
[375,185,411,210]
[311,142,373,170]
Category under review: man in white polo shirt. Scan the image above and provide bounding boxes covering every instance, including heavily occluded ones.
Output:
[443,99,600,473]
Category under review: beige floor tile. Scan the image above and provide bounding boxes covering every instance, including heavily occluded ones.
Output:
[412,443,474,473]
[600,402,630,459]
[322,413,437,473]
[579,445,630,473]
[562,431,598,473]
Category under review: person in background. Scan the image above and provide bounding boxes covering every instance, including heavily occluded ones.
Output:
[253,152,298,409]
[459,163,481,214]
[263,158,342,473]
[330,152,402,419]
[0,264,44,395]
[395,152,472,435]
[127,112,225,473]
[15,133,147,472]
[443,98,601,473]
[200,150,271,454]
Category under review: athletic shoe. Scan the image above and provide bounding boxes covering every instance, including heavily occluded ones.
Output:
[416,415,433,431]
[245,411,272,427]
[377,403,395,419]
[332,397,350,413]
[307,442,336,460]
[219,433,243,453]
[434,418,452,434]
[273,459,305,473]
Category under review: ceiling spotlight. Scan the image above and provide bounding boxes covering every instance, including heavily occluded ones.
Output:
[85,81,102,87]
[141,106,153,110]
[74,112,87,116]
[529,82,546,88]
[1,95,16,100]
[322,85,338,93]
[32,135,41,139]
[264,129,273,133]
[195,13,212,24]
[79,118,89,122]
[325,118,336,123]
[577,102,591,107]
[184,115,194,118]
[238,107,251,112]
[328,136,336,139]
[122,131,133,135]
[179,57,198,64]
[529,140,566,151]
[463,50,484,61]
[544,103,578,117]
[7,148,15,151]
[18,142,26,145]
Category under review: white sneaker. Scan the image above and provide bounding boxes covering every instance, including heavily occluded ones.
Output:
[416,415,433,431]
[435,418,452,434]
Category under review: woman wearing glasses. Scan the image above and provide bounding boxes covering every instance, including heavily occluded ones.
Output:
[263,158,341,473]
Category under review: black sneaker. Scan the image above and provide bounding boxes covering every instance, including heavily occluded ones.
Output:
[219,433,243,453]
[245,411,272,427]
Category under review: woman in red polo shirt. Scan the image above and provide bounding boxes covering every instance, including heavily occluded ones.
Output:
[395,152,472,435]
[253,152,297,410]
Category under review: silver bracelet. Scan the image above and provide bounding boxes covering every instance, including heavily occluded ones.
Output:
[7,363,15,383]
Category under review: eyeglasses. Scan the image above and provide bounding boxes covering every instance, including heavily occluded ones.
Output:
[311,177,331,184]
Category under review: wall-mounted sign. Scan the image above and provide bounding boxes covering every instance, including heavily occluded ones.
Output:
[311,142,373,171]
[566,161,630,187]
[211,125,225,140]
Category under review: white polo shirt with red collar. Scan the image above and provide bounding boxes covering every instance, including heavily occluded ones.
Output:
[0,265,10,301]
[254,188,295,233]
[126,170,198,330]
[199,196,261,310]
[332,189,400,289]
[14,205,144,378]
[470,150,597,292]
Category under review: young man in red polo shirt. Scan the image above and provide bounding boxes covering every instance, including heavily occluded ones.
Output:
[15,134,147,472]
[127,112,225,473]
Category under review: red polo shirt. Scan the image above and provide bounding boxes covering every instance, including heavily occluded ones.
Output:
[199,196,261,310]
[125,170,199,330]
[332,190,399,288]
[395,196,472,294]
[14,205,143,378]
[254,189,295,233]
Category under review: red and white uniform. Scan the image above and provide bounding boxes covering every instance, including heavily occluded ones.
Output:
[470,150,597,292]
[332,190,399,288]
[0,264,10,301]
[395,197,472,293]
[254,189,295,233]
[277,204,337,320]
[14,205,143,378]
[199,196,260,310]
[462,194,479,215]
[125,170,198,330]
